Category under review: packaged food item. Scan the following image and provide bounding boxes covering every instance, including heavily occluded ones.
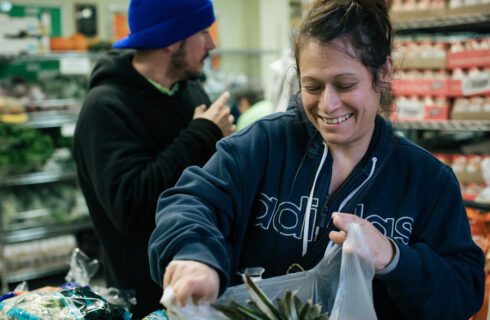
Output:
[0,286,131,320]
[142,310,170,320]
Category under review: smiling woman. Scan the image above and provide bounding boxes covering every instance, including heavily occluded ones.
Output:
[148,1,485,319]
[299,40,389,153]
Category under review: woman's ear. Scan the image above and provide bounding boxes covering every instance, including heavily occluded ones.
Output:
[379,56,393,83]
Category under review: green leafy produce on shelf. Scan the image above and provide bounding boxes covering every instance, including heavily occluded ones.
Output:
[0,124,55,176]
[1,182,85,229]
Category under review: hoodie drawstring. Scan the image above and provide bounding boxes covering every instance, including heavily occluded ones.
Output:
[302,143,328,256]
[338,157,378,211]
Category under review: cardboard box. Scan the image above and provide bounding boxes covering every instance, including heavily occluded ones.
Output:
[424,104,450,120]
[394,56,447,69]
[393,99,424,121]
[453,77,490,97]
[456,170,485,184]
[390,8,445,22]
[448,49,490,69]
[451,111,490,121]
[448,3,490,16]
[392,79,451,96]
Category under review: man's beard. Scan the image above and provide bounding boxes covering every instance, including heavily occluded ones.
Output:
[167,41,206,81]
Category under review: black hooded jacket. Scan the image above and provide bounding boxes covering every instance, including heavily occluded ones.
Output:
[73,50,222,318]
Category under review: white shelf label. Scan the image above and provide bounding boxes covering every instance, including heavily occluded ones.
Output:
[61,123,76,137]
[60,57,91,75]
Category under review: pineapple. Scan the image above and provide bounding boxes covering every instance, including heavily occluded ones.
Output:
[213,274,329,320]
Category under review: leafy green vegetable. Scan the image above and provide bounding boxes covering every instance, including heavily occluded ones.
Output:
[0,123,55,176]
[213,274,329,320]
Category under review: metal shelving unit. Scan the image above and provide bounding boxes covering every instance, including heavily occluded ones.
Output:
[0,183,90,292]
[0,51,100,64]
[0,171,77,188]
[393,120,490,132]
[391,3,490,33]
[0,65,90,291]
[23,108,80,129]
[2,218,92,245]
[6,264,71,285]
[389,10,490,317]
[465,200,490,212]
[394,12,490,32]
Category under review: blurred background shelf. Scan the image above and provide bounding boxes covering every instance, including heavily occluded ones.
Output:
[394,120,490,132]
[0,170,77,187]
[2,217,92,244]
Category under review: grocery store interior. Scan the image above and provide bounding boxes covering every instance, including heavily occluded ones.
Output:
[0,0,489,318]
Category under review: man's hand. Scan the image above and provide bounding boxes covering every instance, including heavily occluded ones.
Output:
[329,212,394,271]
[194,91,236,137]
[163,260,220,307]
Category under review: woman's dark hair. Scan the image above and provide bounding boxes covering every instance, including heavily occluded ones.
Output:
[293,0,393,113]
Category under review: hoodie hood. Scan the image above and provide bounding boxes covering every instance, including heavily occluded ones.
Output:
[287,94,318,140]
[89,50,158,94]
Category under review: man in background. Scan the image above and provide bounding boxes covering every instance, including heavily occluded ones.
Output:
[234,83,274,130]
[72,0,235,317]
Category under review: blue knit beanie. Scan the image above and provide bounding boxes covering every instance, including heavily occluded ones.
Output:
[113,0,215,49]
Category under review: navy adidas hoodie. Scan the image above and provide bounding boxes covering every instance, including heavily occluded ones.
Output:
[149,103,484,319]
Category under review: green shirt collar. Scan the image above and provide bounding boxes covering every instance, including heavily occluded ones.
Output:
[147,79,180,96]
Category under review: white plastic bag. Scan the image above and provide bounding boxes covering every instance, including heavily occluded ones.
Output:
[329,223,377,320]
[164,222,376,319]
[219,240,342,311]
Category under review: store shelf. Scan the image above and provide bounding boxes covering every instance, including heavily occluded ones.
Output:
[5,264,70,285]
[211,48,280,56]
[391,4,490,32]
[394,12,490,31]
[0,51,98,63]
[465,200,490,211]
[0,49,89,293]
[23,109,80,129]
[0,171,77,187]
[393,120,490,131]
[1,218,92,244]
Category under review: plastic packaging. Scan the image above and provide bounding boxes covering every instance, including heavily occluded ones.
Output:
[329,223,376,320]
[65,248,136,310]
[167,302,229,320]
[164,223,376,319]
[219,241,341,311]
[65,248,100,287]
[142,310,170,319]
[0,286,131,320]
[0,249,134,319]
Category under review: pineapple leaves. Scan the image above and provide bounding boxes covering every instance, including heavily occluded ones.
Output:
[243,274,283,320]
[213,274,329,320]
[213,301,270,320]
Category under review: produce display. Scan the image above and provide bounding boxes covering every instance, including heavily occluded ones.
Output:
[0,124,55,176]
[1,181,88,230]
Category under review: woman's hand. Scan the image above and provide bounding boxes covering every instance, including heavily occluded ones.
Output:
[162,260,220,307]
[329,212,394,271]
